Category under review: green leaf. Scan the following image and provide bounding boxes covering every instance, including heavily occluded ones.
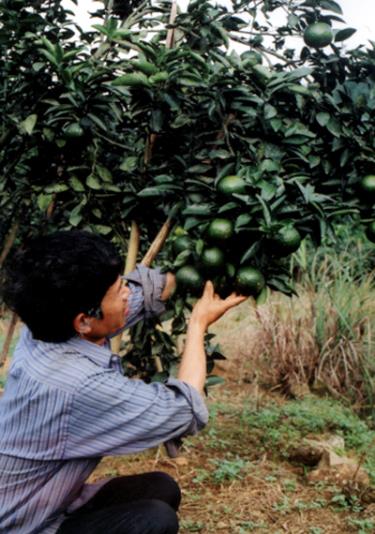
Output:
[182,204,213,216]
[256,286,269,305]
[321,0,343,14]
[111,73,150,87]
[334,28,357,43]
[45,183,69,193]
[20,114,38,135]
[173,250,192,268]
[95,225,112,235]
[138,185,180,197]
[256,195,272,226]
[37,193,54,212]
[87,113,108,132]
[287,14,299,29]
[69,176,85,192]
[120,157,138,172]
[264,104,277,119]
[326,118,341,137]
[96,165,112,183]
[86,174,102,190]
[235,214,252,230]
[240,241,261,264]
[41,36,56,55]
[39,49,58,66]
[316,112,330,127]
[218,202,238,213]
[69,204,83,226]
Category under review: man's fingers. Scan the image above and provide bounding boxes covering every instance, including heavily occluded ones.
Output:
[202,280,214,298]
[224,293,248,307]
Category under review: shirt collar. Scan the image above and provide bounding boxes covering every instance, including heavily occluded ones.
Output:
[66,336,113,368]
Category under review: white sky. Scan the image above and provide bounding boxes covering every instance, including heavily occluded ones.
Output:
[65,0,374,49]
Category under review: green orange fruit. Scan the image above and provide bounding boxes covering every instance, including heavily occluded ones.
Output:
[175,265,204,294]
[365,221,375,243]
[201,246,225,271]
[173,236,192,255]
[63,123,84,138]
[235,266,265,297]
[207,218,234,242]
[217,175,246,196]
[303,23,333,49]
[359,175,375,196]
[272,226,302,256]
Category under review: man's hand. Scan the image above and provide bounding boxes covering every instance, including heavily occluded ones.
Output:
[190,281,247,330]
[177,281,247,393]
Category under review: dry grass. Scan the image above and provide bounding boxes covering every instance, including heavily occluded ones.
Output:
[210,271,375,415]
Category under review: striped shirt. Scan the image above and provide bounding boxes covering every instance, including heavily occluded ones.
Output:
[0,267,208,533]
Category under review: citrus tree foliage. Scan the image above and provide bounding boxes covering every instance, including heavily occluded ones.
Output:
[1,0,375,378]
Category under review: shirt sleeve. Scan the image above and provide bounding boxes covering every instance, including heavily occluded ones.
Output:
[117,265,167,331]
[63,371,208,458]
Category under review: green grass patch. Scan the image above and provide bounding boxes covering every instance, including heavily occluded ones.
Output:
[240,396,375,483]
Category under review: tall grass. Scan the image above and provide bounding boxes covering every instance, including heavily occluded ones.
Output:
[250,228,375,417]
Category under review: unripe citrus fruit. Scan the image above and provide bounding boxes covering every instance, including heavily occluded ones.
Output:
[359,175,375,196]
[365,221,375,243]
[272,226,302,256]
[235,266,265,296]
[173,236,192,255]
[175,265,204,294]
[207,218,234,242]
[217,175,246,196]
[303,23,333,48]
[174,226,186,237]
[63,123,84,138]
[201,246,225,271]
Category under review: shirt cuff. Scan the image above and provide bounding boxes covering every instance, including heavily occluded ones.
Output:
[125,265,167,318]
[165,378,209,434]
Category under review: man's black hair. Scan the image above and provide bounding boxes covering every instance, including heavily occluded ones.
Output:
[1,230,124,342]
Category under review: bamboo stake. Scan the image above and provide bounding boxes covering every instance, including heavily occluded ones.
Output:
[0,312,17,368]
[111,221,140,354]
[0,220,19,268]
[111,1,178,356]
[111,214,175,355]
[166,1,178,49]
[141,217,172,267]
[0,221,20,370]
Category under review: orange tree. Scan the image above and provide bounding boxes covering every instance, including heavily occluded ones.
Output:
[1,0,374,380]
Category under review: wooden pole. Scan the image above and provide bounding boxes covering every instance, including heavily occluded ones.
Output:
[0,220,18,268]
[0,221,19,370]
[166,1,178,49]
[141,218,172,267]
[111,2,178,355]
[111,221,140,354]
[0,312,17,368]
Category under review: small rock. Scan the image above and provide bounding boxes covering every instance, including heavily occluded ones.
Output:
[288,435,346,467]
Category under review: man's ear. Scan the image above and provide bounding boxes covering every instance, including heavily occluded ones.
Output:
[73,313,93,336]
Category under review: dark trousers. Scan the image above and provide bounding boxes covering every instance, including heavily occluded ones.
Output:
[57,471,181,534]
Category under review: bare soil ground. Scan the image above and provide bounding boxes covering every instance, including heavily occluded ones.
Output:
[91,381,375,533]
